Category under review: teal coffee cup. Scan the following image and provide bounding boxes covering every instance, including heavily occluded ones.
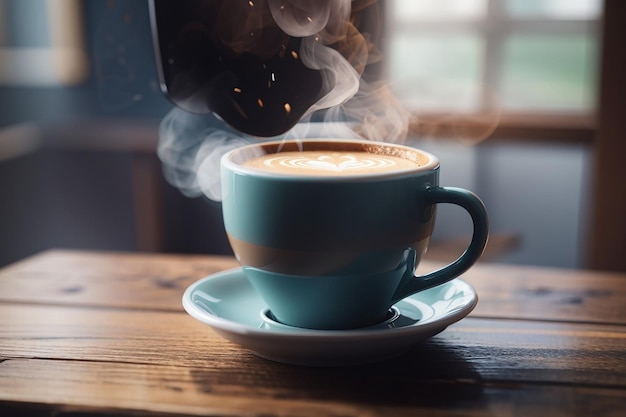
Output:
[221,139,488,329]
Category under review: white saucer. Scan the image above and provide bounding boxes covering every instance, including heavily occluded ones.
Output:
[182,268,478,366]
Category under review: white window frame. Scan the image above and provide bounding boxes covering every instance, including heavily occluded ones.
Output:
[385,0,602,140]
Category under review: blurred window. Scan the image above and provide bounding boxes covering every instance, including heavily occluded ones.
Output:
[386,0,601,124]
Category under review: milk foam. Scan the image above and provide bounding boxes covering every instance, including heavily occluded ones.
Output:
[243,151,419,176]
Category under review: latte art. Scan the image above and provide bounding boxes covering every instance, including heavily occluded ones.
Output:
[268,154,397,172]
[242,151,419,176]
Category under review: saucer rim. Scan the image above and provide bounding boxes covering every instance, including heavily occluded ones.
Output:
[182,267,478,340]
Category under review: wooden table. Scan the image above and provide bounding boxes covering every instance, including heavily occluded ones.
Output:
[1,250,625,416]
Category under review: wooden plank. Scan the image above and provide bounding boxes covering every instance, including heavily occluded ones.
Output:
[0,358,359,417]
[1,251,626,416]
[2,250,625,325]
[460,263,626,325]
[0,304,624,387]
[0,250,239,311]
[0,250,239,278]
[1,357,625,417]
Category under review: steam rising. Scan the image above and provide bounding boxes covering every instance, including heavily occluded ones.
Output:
[158,0,410,201]
[158,109,251,201]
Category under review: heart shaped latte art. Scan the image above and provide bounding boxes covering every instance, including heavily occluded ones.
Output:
[265,154,398,172]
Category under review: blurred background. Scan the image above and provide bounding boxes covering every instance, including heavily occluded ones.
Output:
[1,0,623,271]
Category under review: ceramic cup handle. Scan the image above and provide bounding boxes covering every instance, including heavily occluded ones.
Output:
[393,186,489,302]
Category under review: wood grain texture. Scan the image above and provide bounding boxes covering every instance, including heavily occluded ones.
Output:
[1,250,625,417]
[0,303,624,387]
[1,358,625,417]
[0,250,239,310]
[460,262,626,325]
[2,250,624,324]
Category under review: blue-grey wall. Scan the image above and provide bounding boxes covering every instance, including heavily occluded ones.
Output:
[0,1,233,267]
[0,0,171,128]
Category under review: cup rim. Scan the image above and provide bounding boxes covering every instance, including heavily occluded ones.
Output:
[221,138,439,181]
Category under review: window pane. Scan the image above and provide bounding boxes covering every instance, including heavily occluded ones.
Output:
[388,33,483,111]
[389,0,487,21]
[499,34,598,111]
[505,0,602,19]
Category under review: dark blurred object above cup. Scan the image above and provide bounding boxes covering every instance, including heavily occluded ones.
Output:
[149,0,325,137]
